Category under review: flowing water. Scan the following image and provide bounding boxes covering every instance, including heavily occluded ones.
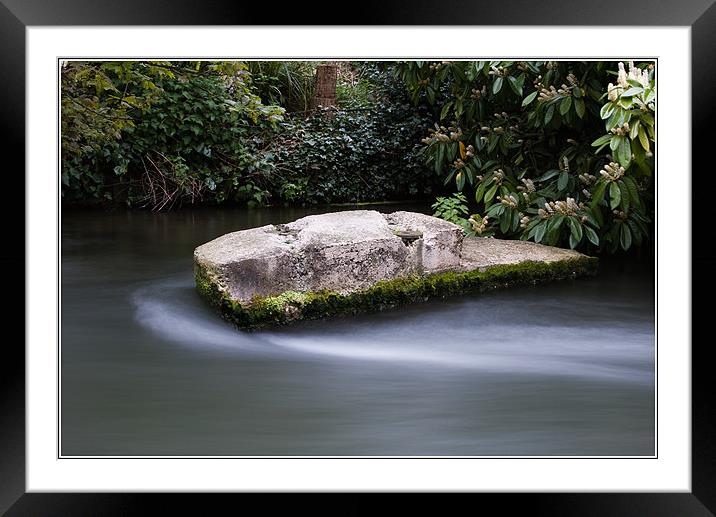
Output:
[61,205,655,456]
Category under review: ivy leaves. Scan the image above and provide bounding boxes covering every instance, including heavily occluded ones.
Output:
[61,61,284,208]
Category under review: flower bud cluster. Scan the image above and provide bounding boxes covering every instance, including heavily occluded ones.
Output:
[493,168,505,183]
[422,124,463,144]
[464,144,475,158]
[429,61,450,71]
[519,215,531,229]
[539,197,580,217]
[608,61,650,102]
[470,86,487,100]
[566,73,578,86]
[453,159,466,170]
[612,209,627,219]
[421,124,450,144]
[599,162,625,182]
[538,85,558,102]
[617,62,629,88]
[618,61,650,89]
[578,172,596,185]
[557,83,572,96]
[608,82,626,101]
[517,178,536,193]
[489,66,507,78]
[581,189,592,198]
[469,215,489,235]
[497,194,519,208]
[610,122,630,136]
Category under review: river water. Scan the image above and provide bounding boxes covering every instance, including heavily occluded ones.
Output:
[61,205,655,456]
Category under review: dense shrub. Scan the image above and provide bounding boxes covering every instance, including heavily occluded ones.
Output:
[246,61,317,114]
[269,63,439,204]
[271,107,434,204]
[396,60,655,253]
[61,61,440,209]
[61,61,284,209]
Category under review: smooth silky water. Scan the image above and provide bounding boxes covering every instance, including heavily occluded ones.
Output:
[61,205,655,456]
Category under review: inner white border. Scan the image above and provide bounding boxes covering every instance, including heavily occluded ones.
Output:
[27,27,690,491]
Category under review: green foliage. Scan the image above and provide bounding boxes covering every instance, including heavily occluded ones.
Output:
[269,63,438,204]
[335,62,382,109]
[246,61,317,113]
[431,193,474,234]
[432,192,469,224]
[61,61,170,202]
[61,61,284,209]
[62,61,440,209]
[397,60,655,253]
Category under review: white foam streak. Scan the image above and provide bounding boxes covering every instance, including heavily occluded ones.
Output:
[132,278,654,385]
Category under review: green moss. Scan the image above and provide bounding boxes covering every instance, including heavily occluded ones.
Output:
[195,256,599,331]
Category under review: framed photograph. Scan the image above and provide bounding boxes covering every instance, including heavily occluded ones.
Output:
[4,0,712,513]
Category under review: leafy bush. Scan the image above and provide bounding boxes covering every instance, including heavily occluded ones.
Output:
[246,61,317,113]
[61,61,284,209]
[62,61,442,209]
[431,192,497,237]
[335,62,379,109]
[61,61,169,203]
[432,192,470,227]
[269,63,439,204]
[397,60,655,253]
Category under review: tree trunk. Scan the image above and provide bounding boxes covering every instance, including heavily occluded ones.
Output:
[312,63,338,109]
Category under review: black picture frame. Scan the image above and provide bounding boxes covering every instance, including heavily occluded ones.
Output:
[2,1,712,514]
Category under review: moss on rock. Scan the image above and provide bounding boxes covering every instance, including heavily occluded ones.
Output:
[195,256,598,331]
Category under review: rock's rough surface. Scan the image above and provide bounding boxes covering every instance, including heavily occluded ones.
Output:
[194,210,463,303]
[194,210,598,329]
[459,237,586,271]
[384,211,463,273]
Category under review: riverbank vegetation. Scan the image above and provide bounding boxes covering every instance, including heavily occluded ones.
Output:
[61,61,437,210]
[398,61,654,253]
[61,60,655,254]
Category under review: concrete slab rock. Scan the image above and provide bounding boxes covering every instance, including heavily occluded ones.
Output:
[193,210,597,329]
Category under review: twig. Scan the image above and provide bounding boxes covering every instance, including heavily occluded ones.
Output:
[65,97,134,121]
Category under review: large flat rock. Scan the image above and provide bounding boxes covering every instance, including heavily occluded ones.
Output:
[194,210,463,303]
[194,210,597,329]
